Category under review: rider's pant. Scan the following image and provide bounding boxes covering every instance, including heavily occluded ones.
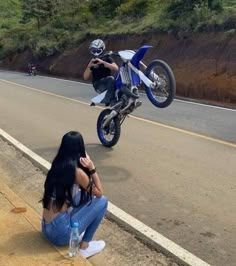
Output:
[93,76,116,105]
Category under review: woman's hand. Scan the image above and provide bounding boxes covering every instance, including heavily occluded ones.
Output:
[76,153,103,197]
[80,154,95,171]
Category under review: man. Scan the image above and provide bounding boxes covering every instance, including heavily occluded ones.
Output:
[83,39,118,106]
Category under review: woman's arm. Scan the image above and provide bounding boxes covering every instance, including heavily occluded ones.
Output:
[75,168,103,197]
[75,155,103,197]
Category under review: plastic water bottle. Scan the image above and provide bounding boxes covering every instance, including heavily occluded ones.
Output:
[68,222,80,257]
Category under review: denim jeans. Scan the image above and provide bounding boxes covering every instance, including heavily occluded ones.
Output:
[42,196,108,246]
[93,76,116,105]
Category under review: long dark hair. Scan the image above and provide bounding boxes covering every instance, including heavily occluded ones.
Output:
[42,131,91,211]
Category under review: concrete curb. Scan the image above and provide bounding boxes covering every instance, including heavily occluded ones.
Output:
[0,128,212,266]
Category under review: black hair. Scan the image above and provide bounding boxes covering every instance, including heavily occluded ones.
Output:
[42,131,92,211]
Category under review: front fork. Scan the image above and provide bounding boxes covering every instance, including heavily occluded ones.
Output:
[129,61,161,89]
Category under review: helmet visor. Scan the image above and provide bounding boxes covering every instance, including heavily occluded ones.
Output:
[90,48,103,56]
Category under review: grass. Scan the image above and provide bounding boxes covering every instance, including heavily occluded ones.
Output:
[0,0,236,58]
[223,0,236,9]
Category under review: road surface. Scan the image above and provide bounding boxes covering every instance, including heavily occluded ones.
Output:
[0,70,235,266]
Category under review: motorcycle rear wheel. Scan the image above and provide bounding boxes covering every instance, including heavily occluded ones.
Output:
[145,60,176,108]
[97,109,121,147]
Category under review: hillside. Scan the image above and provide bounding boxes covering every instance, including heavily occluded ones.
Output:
[1,0,236,58]
[0,0,236,105]
[2,32,236,106]
[0,0,20,27]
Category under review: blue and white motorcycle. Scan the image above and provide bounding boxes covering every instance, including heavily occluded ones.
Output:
[91,45,176,147]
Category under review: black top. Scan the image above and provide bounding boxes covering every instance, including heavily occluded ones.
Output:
[90,55,114,84]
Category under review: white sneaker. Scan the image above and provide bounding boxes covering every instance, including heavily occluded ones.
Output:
[79,240,105,258]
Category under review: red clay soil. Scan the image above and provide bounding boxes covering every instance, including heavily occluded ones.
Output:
[1,32,236,106]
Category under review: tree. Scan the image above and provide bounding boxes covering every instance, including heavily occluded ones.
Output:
[118,0,148,19]
[208,0,223,11]
[166,0,202,19]
[88,0,124,18]
[21,0,57,30]
[166,0,223,19]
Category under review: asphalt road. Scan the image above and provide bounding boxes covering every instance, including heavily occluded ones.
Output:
[0,70,236,266]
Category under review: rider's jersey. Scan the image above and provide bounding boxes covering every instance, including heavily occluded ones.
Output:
[90,55,114,84]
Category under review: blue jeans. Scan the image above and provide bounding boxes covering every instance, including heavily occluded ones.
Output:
[42,196,108,246]
[93,76,116,105]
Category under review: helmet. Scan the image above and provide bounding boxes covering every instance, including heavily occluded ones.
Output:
[89,39,105,56]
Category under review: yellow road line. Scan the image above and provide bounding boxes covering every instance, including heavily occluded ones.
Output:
[0,78,90,106]
[1,78,235,148]
[130,115,236,148]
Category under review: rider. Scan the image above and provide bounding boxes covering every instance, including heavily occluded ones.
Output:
[83,39,119,106]
[28,62,33,71]
[28,61,36,73]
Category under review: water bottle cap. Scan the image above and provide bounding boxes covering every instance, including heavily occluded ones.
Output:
[73,222,79,227]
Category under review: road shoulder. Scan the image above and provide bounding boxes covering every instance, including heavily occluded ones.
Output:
[0,181,90,266]
[0,137,179,266]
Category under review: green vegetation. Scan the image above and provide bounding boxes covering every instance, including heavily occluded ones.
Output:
[0,0,236,58]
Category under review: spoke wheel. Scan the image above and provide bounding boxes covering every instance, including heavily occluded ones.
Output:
[97,109,121,147]
[145,60,176,108]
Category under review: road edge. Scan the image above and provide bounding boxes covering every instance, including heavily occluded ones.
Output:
[0,128,211,266]
[0,69,235,110]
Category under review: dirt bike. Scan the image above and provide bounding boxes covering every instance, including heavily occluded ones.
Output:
[91,45,176,147]
[28,64,37,76]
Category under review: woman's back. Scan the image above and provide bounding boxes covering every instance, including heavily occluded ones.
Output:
[43,183,82,223]
[43,200,69,223]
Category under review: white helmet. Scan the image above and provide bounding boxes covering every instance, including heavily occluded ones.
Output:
[89,39,105,56]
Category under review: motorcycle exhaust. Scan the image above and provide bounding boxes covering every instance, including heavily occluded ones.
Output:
[120,86,139,99]
[120,99,142,115]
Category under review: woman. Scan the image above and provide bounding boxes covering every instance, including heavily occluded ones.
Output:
[41,131,108,258]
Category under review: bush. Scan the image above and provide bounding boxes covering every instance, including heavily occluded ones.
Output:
[117,0,148,19]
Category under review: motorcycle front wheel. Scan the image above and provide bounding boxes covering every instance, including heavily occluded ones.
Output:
[145,60,176,108]
[97,109,121,147]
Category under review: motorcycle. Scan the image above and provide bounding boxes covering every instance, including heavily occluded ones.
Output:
[91,45,176,147]
[28,64,37,76]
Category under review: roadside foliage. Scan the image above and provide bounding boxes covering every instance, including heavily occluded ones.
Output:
[0,0,235,58]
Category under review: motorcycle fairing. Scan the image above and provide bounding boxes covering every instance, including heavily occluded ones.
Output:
[130,45,152,68]
[118,50,135,61]
[130,45,152,86]
[91,90,107,104]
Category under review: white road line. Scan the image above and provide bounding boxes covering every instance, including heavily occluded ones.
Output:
[38,75,236,111]
[37,74,91,86]
[174,98,236,111]
[0,128,211,266]
[0,70,235,111]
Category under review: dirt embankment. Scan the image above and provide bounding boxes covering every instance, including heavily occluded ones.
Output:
[1,32,236,105]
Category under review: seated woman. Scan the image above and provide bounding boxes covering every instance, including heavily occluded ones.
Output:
[41,131,108,258]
